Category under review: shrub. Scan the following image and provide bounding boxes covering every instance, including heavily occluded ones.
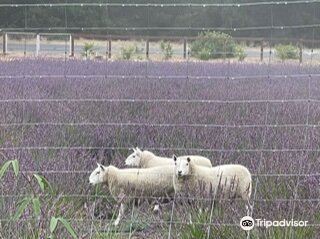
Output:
[120,44,142,60]
[275,44,299,61]
[160,41,173,60]
[190,31,238,60]
[120,45,135,60]
[82,42,95,58]
[235,44,247,61]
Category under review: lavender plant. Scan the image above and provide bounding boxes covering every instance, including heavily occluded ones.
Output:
[0,58,319,238]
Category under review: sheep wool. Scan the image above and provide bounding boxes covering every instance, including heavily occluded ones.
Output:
[139,150,170,168]
[89,163,175,225]
[125,147,212,168]
[103,165,175,198]
[173,156,252,214]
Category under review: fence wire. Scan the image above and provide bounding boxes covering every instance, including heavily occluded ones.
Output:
[0,1,320,238]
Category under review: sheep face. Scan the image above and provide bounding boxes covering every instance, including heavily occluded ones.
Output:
[125,147,142,167]
[173,155,191,178]
[89,163,107,185]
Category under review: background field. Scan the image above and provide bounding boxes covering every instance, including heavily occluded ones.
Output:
[3,36,320,64]
[0,59,320,238]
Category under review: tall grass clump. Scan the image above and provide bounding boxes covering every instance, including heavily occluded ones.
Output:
[160,41,173,60]
[82,42,95,59]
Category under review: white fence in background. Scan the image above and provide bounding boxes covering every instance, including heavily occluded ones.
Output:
[2,32,73,57]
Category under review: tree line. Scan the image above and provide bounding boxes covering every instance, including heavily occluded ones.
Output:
[0,0,319,39]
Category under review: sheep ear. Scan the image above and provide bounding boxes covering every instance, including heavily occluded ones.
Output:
[97,163,105,171]
[136,147,142,154]
[187,157,191,163]
[173,155,177,162]
[132,147,137,153]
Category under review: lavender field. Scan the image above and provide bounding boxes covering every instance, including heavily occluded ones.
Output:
[0,58,320,238]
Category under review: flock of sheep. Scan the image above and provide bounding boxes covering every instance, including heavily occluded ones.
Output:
[89,147,252,226]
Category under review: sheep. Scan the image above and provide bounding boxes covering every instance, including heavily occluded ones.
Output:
[172,155,252,216]
[89,163,175,226]
[124,148,212,212]
[125,147,212,168]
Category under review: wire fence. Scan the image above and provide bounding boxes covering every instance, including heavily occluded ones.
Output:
[0,1,320,238]
[1,0,320,62]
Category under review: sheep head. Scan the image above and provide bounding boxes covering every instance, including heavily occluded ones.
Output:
[173,155,191,178]
[89,163,107,185]
[125,147,142,167]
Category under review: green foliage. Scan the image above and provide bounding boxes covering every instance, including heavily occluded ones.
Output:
[275,44,299,61]
[180,207,213,239]
[32,197,41,217]
[190,31,238,60]
[120,44,141,60]
[160,41,173,60]
[121,46,135,60]
[0,160,78,238]
[13,173,55,221]
[0,161,12,180]
[82,42,95,58]
[0,2,317,39]
[235,44,247,61]
[49,216,78,239]
[14,196,32,220]
[247,227,316,239]
[33,174,54,194]
[50,217,59,234]
[0,159,19,180]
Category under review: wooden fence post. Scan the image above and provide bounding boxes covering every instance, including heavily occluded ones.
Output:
[299,41,303,64]
[108,39,112,59]
[260,41,264,62]
[3,33,7,55]
[183,38,187,59]
[69,35,74,57]
[146,38,149,59]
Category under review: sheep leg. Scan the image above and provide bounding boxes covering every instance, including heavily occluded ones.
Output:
[245,200,253,216]
[153,204,161,213]
[152,197,164,213]
[114,203,125,226]
[153,196,173,213]
[188,213,193,225]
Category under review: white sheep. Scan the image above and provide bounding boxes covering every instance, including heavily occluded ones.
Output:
[172,155,252,215]
[125,147,213,213]
[125,147,212,168]
[89,163,175,226]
